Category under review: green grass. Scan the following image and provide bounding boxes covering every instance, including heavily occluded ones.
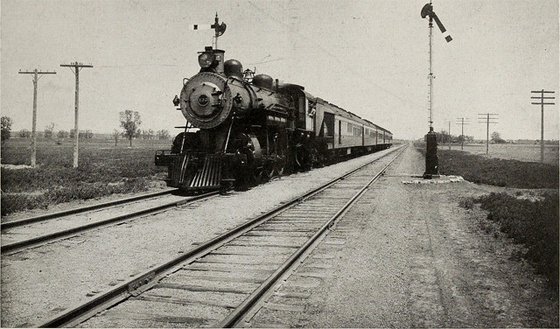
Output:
[471,192,559,290]
[1,138,171,215]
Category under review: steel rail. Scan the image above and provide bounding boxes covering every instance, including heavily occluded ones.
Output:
[1,191,219,255]
[1,189,179,230]
[219,144,407,327]
[37,145,405,328]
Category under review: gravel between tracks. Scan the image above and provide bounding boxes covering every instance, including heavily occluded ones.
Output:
[0,147,397,328]
[249,145,559,327]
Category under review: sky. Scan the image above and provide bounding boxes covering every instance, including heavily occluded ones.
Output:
[1,0,558,140]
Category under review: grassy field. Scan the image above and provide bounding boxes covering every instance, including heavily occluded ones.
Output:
[438,149,558,189]
[442,143,559,165]
[1,138,171,215]
[416,143,559,189]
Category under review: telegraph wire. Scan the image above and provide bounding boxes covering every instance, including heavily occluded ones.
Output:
[246,1,425,112]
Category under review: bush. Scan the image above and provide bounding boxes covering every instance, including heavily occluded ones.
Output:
[473,192,559,290]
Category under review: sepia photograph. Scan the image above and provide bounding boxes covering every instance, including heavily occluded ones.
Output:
[1,0,558,327]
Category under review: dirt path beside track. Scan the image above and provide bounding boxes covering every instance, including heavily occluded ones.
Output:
[249,145,559,328]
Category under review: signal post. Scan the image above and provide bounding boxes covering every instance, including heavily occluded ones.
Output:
[420,2,452,178]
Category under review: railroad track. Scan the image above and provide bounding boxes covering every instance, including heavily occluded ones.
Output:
[38,145,406,328]
[1,189,219,254]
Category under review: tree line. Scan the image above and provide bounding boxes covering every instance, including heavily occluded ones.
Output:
[431,130,506,144]
[1,110,171,146]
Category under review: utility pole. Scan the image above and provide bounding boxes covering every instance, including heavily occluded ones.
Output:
[448,121,451,150]
[456,117,470,150]
[531,89,555,163]
[478,113,498,154]
[60,62,93,168]
[18,69,57,167]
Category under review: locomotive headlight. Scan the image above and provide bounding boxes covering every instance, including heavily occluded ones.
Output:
[198,52,214,68]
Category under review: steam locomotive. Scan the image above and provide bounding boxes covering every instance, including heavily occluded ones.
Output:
[155,45,392,192]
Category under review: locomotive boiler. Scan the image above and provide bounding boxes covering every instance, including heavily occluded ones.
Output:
[156,35,392,192]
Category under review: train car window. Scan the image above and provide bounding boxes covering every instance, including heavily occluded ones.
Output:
[353,127,362,137]
[338,120,341,144]
[347,122,353,134]
[322,112,334,137]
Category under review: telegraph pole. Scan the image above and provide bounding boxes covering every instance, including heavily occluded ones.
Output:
[448,121,451,150]
[456,117,470,150]
[18,69,57,167]
[478,113,498,154]
[531,89,555,163]
[60,62,93,168]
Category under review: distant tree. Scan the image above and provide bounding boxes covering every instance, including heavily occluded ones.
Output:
[140,129,155,140]
[57,130,69,139]
[491,131,505,144]
[157,129,170,140]
[1,116,13,143]
[69,129,76,138]
[19,129,31,138]
[112,129,120,146]
[79,130,94,139]
[44,122,55,139]
[119,110,141,147]
[435,130,453,144]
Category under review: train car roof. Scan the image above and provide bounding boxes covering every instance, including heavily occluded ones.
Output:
[312,97,392,135]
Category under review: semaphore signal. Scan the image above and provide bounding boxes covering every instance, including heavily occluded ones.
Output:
[420,1,453,178]
[190,13,227,49]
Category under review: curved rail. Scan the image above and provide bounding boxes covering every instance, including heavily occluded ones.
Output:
[37,145,406,328]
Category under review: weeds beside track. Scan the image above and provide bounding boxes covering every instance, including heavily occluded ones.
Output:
[468,191,559,291]
[1,139,169,215]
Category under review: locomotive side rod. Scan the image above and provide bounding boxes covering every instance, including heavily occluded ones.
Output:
[37,145,405,328]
